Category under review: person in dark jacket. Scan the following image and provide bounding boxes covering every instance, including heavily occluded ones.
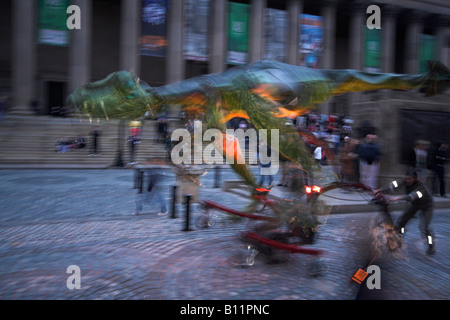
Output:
[432,142,449,197]
[377,169,435,254]
[358,134,382,190]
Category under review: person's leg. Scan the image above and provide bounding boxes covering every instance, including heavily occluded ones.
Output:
[436,166,446,196]
[396,204,419,234]
[366,163,379,190]
[268,174,274,187]
[135,192,149,215]
[258,172,265,186]
[359,162,368,187]
[419,204,434,253]
[156,191,168,215]
[145,184,168,215]
[372,163,380,190]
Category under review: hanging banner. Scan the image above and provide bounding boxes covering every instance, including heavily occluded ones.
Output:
[364,28,381,72]
[419,34,436,73]
[299,14,323,68]
[184,0,210,61]
[38,0,71,46]
[263,8,287,62]
[227,2,250,65]
[140,0,168,57]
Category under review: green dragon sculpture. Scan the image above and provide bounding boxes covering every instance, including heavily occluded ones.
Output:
[67,59,450,189]
[67,60,450,249]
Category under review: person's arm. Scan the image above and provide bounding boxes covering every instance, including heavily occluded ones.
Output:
[390,189,423,202]
[375,179,401,195]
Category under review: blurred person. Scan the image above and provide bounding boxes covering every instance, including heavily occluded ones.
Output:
[406,140,430,183]
[89,128,100,156]
[340,137,359,183]
[258,142,275,188]
[277,154,289,188]
[432,142,449,197]
[134,169,168,216]
[239,119,248,131]
[30,98,40,115]
[164,132,172,161]
[358,134,382,190]
[328,129,341,154]
[157,118,168,142]
[313,143,323,165]
[128,134,139,165]
[376,169,435,255]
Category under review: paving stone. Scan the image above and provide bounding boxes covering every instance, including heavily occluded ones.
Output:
[0,169,449,300]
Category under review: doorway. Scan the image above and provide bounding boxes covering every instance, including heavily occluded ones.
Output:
[45,81,66,116]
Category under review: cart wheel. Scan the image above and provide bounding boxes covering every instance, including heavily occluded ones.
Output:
[208,214,217,228]
[195,215,209,228]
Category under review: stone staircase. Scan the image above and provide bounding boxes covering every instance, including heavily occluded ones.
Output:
[0,115,177,167]
[0,115,258,167]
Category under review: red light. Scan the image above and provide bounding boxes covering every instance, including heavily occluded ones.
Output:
[305,186,321,194]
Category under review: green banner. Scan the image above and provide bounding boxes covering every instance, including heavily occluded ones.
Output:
[227,2,250,65]
[419,34,436,73]
[364,28,381,72]
[38,0,71,46]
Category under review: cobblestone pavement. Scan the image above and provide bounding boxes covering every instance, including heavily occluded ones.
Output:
[0,169,449,300]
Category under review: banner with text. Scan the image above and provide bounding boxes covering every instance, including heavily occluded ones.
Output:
[140,0,168,57]
[227,2,250,65]
[184,0,210,61]
[419,34,436,73]
[263,8,287,62]
[364,27,381,72]
[299,14,323,68]
[38,0,71,46]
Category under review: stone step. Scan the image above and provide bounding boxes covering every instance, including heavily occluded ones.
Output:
[0,116,262,166]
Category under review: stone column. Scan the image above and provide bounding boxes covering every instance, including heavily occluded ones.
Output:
[381,5,399,73]
[348,1,365,70]
[11,0,36,114]
[68,0,93,94]
[404,11,426,75]
[166,0,185,84]
[120,0,140,75]
[321,0,337,70]
[287,0,302,66]
[435,15,450,66]
[320,0,337,114]
[249,0,267,63]
[346,2,366,120]
[209,0,228,73]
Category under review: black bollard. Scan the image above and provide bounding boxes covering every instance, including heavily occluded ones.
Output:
[138,170,144,194]
[184,194,192,231]
[171,185,177,219]
[133,169,138,189]
[214,165,221,188]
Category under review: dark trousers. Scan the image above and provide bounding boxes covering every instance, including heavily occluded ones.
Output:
[396,202,433,237]
[435,165,446,196]
[130,142,135,163]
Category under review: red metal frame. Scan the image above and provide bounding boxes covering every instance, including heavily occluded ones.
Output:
[201,181,391,257]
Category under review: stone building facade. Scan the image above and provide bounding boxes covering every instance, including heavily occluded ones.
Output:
[1,0,449,186]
